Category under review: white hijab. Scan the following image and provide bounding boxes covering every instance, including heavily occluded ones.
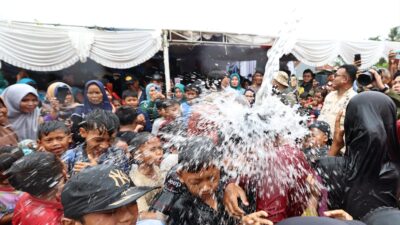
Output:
[1,84,40,141]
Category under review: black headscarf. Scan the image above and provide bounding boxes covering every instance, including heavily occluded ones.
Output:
[342,91,400,219]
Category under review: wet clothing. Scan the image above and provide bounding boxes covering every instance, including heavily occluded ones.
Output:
[12,193,63,225]
[0,186,22,219]
[318,92,400,219]
[62,144,130,175]
[303,145,329,164]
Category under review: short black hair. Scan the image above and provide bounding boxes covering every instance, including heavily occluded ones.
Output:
[0,146,24,178]
[38,121,70,139]
[155,99,166,110]
[164,99,179,109]
[128,132,155,153]
[339,64,357,83]
[254,70,264,76]
[122,90,138,100]
[303,69,314,78]
[8,152,63,196]
[82,109,120,136]
[178,137,222,173]
[115,106,138,126]
[393,70,400,79]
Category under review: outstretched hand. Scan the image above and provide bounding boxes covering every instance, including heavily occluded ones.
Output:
[241,211,273,225]
[324,209,353,220]
[223,183,249,218]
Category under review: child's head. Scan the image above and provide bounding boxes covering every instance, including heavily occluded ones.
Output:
[80,109,120,157]
[155,100,167,118]
[112,98,122,108]
[185,84,200,101]
[164,99,181,120]
[122,90,139,108]
[115,106,138,127]
[177,137,222,200]
[313,88,328,105]
[128,132,163,166]
[8,152,64,197]
[309,121,332,147]
[0,146,24,185]
[37,121,71,157]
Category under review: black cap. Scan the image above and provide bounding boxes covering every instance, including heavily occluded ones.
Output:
[61,165,157,220]
[152,73,163,81]
[125,75,137,84]
[309,120,333,144]
[276,217,366,225]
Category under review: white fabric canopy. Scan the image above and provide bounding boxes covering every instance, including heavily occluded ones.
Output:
[0,22,162,71]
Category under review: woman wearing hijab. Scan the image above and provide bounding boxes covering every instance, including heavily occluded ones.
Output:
[173,83,186,103]
[229,73,245,94]
[139,83,164,124]
[318,91,400,221]
[1,84,40,141]
[0,97,18,146]
[44,82,81,121]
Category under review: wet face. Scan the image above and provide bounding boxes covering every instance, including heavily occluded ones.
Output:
[0,100,8,125]
[174,88,183,100]
[135,137,163,166]
[79,203,139,225]
[332,68,348,90]
[124,97,139,108]
[185,90,198,101]
[87,84,103,105]
[303,72,313,83]
[253,73,263,85]
[178,166,220,201]
[231,76,239,87]
[19,93,39,113]
[392,76,400,94]
[165,104,181,120]
[80,129,115,158]
[244,90,255,105]
[38,129,71,157]
[310,128,328,147]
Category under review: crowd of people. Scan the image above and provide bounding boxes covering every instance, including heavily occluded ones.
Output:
[0,52,399,225]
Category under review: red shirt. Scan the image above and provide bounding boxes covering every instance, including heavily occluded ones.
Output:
[12,193,63,225]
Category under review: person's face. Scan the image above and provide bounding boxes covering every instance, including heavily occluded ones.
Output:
[244,90,255,105]
[124,97,139,108]
[314,92,324,104]
[290,76,297,87]
[221,77,230,88]
[135,137,163,166]
[327,73,335,82]
[149,87,158,101]
[166,104,181,120]
[392,76,400,94]
[231,76,239,87]
[20,93,39,113]
[174,88,183,100]
[87,84,103,105]
[80,129,115,158]
[38,130,71,157]
[185,90,198,101]
[112,100,121,108]
[253,73,263,85]
[64,94,74,106]
[303,72,313,83]
[0,100,8,125]
[79,203,139,225]
[179,166,220,201]
[332,68,348,90]
[310,128,328,147]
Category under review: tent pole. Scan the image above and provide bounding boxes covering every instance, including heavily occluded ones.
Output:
[163,30,171,99]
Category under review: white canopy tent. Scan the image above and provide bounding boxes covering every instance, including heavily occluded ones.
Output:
[0,0,399,92]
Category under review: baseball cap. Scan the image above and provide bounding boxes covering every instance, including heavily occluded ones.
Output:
[309,120,333,144]
[125,75,137,84]
[61,165,158,220]
[276,217,366,225]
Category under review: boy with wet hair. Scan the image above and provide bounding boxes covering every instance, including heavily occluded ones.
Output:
[0,146,24,224]
[167,137,272,225]
[61,165,157,225]
[62,109,129,174]
[37,121,72,157]
[115,106,142,144]
[8,152,65,225]
[303,121,332,164]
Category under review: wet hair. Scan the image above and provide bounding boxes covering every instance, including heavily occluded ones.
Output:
[0,146,24,181]
[185,83,201,95]
[122,90,138,100]
[339,64,357,83]
[38,121,70,139]
[164,99,179,109]
[178,137,222,173]
[115,106,138,126]
[81,109,120,136]
[8,152,63,196]
[128,132,155,153]
[303,69,314,78]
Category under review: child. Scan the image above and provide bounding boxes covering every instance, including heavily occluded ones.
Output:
[164,99,182,122]
[0,146,24,225]
[62,109,130,175]
[37,121,71,158]
[122,89,140,109]
[168,137,271,225]
[8,152,65,225]
[152,100,167,136]
[303,121,332,164]
[128,132,164,213]
[116,106,143,143]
